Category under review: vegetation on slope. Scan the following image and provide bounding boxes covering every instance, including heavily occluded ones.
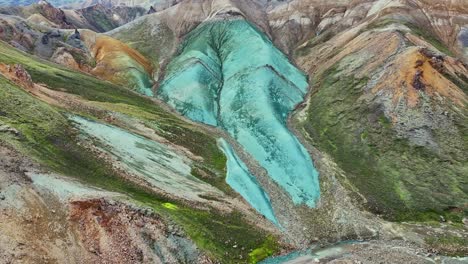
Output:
[302,62,467,222]
[0,41,278,263]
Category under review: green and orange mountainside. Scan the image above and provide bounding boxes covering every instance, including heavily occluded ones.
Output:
[0,0,467,263]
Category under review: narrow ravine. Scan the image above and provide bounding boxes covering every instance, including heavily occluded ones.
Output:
[157,18,320,224]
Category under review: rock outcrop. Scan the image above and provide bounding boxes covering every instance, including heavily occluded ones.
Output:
[147,5,156,14]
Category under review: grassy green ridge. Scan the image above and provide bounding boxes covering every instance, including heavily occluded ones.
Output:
[301,65,467,222]
[0,41,278,263]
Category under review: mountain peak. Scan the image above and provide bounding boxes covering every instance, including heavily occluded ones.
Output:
[147,6,156,14]
[37,0,51,5]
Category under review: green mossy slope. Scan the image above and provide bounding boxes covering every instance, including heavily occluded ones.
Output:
[0,41,277,263]
[302,64,467,222]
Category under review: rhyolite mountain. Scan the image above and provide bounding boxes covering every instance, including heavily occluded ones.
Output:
[0,0,148,32]
[0,0,78,6]
[0,0,467,263]
[0,0,181,9]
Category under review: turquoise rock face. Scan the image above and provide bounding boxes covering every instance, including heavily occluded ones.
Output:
[128,68,155,97]
[218,138,278,225]
[158,19,320,208]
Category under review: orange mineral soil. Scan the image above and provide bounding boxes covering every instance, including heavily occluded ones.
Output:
[91,35,154,87]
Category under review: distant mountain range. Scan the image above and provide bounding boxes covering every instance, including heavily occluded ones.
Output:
[0,0,76,7]
[0,0,175,9]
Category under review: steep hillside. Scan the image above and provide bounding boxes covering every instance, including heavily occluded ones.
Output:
[0,13,156,94]
[267,0,468,59]
[84,32,155,95]
[291,0,468,221]
[0,41,281,263]
[0,0,182,10]
[0,15,94,71]
[64,4,146,32]
[0,0,74,28]
[0,0,467,263]
[69,0,182,9]
[0,0,78,7]
[108,0,273,78]
[0,0,146,32]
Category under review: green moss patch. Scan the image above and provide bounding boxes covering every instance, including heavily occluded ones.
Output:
[425,235,468,257]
